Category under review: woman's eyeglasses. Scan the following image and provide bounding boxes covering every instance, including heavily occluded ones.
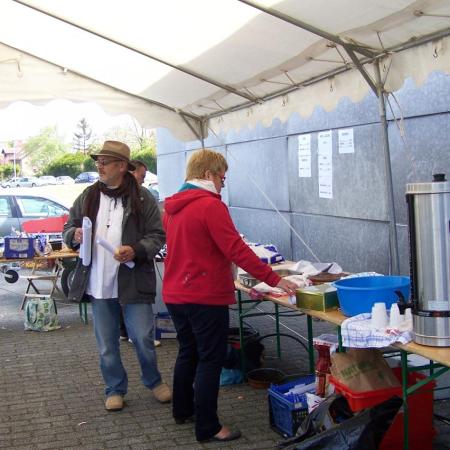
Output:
[95,158,121,167]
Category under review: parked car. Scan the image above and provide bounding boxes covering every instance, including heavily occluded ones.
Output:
[144,171,158,185]
[74,172,99,183]
[1,177,21,188]
[147,183,160,201]
[0,193,69,241]
[39,175,58,185]
[6,177,45,188]
[56,176,75,185]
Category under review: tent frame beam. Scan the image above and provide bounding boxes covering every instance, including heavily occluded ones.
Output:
[13,0,258,103]
[238,0,376,58]
[1,42,202,123]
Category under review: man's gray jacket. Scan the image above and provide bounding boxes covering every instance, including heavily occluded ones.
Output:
[63,185,165,304]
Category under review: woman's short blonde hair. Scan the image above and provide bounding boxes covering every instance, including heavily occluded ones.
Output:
[185,148,228,180]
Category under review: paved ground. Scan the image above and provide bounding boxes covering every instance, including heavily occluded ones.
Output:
[1,273,450,449]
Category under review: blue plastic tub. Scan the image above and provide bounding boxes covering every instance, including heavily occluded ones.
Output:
[333,275,410,317]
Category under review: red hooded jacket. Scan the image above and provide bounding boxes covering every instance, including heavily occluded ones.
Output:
[162,187,281,305]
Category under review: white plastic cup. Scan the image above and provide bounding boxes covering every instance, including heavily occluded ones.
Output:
[389,303,402,329]
[371,302,388,330]
[404,308,412,323]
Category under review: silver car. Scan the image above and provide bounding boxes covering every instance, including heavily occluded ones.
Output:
[10,177,44,188]
[39,175,58,185]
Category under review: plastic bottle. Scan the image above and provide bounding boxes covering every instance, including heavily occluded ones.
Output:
[314,343,332,397]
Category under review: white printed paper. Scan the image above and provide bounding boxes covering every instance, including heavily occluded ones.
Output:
[298,155,311,177]
[298,134,312,178]
[318,130,332,155]
[319,175,333,199]
[338,128,354,154]
[298,134,311,155]
[80,217,92,266]
[96,236,135,269]
[317,131,333,198]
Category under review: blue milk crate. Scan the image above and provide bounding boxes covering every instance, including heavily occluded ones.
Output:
[268,374,315,438]
[155,312,177,339]
[4,237,35,259]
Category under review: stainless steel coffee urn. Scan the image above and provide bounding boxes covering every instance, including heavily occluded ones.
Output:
[406,173,450,346]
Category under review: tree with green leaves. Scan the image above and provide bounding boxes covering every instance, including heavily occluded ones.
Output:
[22,126,69,173]
[73,118,93,155]
[103,120,157,172]
[43,152,86,177]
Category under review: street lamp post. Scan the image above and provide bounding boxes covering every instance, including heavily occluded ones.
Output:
[13,146,16,178]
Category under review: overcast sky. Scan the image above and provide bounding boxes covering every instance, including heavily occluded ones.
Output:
[0,99,137,143]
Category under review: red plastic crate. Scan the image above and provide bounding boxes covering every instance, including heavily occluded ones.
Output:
[330,367,435,450]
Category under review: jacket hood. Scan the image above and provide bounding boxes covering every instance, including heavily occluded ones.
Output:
[164,188,221,215]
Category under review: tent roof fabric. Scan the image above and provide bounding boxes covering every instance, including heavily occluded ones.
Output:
[1,0,450,141]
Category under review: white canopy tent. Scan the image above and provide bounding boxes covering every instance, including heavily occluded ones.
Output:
[1,0,450,272]
[1,0,449,141]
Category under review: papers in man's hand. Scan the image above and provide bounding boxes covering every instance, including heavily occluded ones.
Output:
[96,236,135,268]
[80,217,92,266]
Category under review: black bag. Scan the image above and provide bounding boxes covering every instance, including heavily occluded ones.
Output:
[278,394,402,450]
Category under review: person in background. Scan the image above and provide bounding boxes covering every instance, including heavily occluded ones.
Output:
[119,159,161,347]
[162,148,297,443]
[63,140,171,411]
[130,159,147,185]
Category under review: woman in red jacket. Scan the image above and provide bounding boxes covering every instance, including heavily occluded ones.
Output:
[163,148,297,443]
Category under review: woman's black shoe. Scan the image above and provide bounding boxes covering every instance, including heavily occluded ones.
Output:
[199,429,241,442]
[174,415,194,425]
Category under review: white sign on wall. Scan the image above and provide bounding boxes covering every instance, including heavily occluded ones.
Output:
[317,130,333,199]
[297,134,311,178]
[338,128,354,154]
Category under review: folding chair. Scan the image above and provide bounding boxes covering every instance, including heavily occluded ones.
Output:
[20,259,63,310]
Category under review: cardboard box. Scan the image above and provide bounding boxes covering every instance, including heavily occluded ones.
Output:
[295,283,339,311]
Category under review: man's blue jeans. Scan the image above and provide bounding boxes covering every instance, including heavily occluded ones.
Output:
[91,298,162,397]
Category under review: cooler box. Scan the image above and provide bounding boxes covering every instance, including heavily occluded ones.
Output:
[330,366,435,450]
[4,237,35,259]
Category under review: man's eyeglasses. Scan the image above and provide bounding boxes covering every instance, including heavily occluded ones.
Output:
[95,158,121,167]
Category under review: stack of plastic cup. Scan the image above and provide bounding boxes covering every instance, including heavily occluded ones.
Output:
[371,302,388,330]
[389,303,403,329]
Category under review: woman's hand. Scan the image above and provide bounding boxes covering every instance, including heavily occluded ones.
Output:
[276,278,298,296]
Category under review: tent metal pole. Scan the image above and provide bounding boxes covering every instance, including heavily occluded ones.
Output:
[178,113,203,143]
[374,61,400,274]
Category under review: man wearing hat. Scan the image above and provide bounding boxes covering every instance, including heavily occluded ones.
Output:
[63,140,170,411]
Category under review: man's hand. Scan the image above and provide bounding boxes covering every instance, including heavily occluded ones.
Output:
[276,278,298,296]
[73,227,83,244]
[114,245,136,263]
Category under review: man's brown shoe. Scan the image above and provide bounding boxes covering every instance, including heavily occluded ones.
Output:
[105,395,124,411]
[152,382,172,403]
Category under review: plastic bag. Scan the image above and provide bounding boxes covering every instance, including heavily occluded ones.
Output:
[278,394,402,450]
[24,296,61,332]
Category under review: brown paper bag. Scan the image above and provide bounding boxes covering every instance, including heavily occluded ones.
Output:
[330,348,400,392]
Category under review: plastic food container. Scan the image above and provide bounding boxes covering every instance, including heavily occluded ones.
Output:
[333,275,410,316]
